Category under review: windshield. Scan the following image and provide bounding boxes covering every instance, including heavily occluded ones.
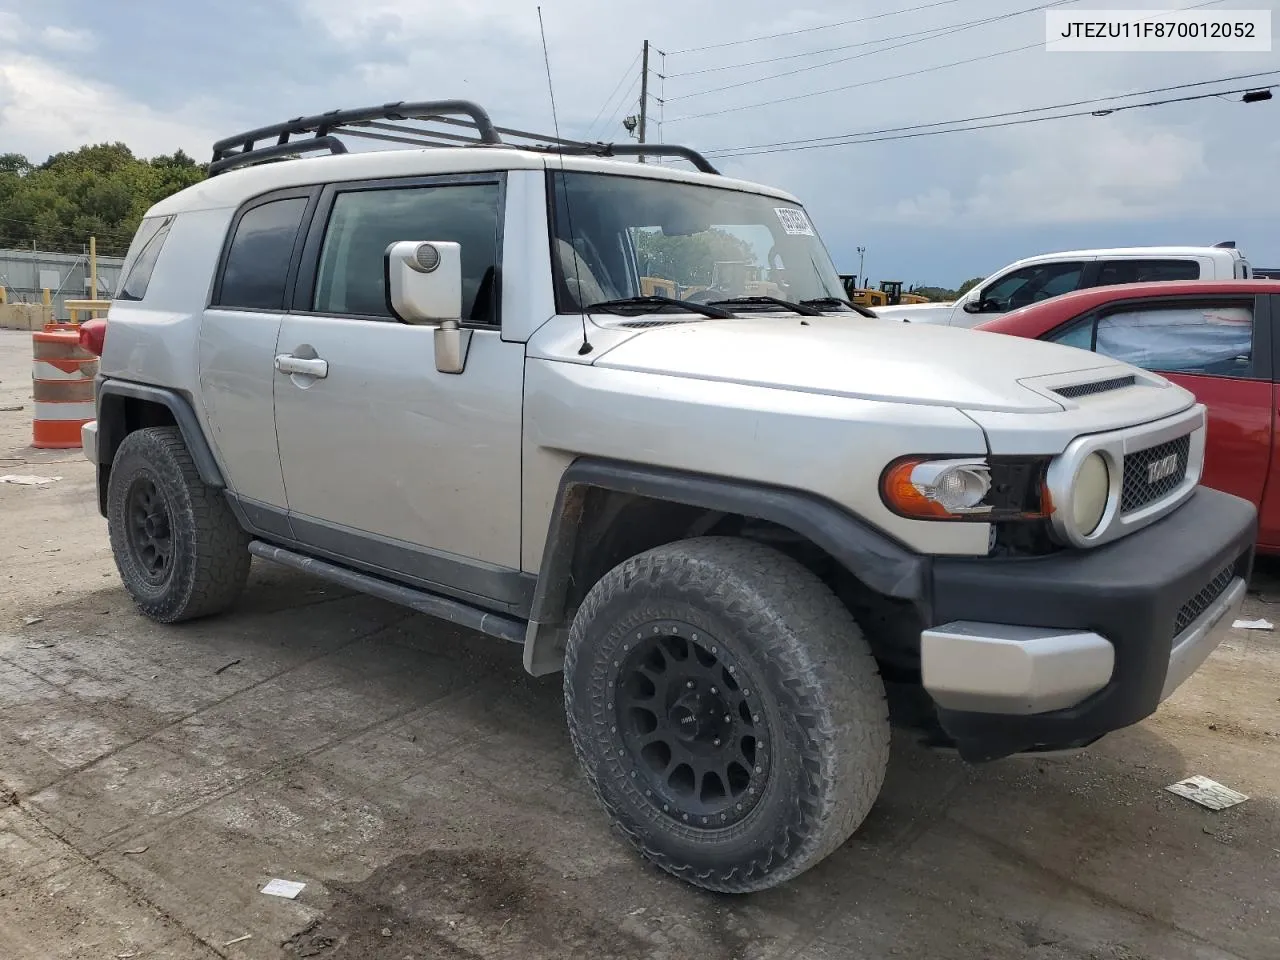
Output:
[548,170,847,313]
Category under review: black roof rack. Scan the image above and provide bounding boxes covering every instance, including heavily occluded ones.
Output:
[208,99,720,177]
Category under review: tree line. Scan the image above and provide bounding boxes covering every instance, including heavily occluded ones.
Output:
[0,143,207,259]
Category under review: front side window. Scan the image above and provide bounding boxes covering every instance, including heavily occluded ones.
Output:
[981,262,1085,313]
[1048,303,1255,377]
[215,197,309,311]
[115,215,174,302]
[548,171,847,312]
[1096,259,1199,285]
[312,182,501,324]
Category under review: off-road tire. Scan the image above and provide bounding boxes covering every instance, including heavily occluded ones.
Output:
[106,426,251,623]
[564,536,890,893]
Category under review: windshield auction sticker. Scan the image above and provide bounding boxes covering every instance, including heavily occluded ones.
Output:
[1046,9,1271,51]
[775,207,815,236]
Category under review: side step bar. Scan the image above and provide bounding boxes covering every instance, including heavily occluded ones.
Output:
[248,541,525,645]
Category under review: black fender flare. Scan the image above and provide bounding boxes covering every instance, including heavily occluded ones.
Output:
[95,378,225,488]
[522,457,928,675]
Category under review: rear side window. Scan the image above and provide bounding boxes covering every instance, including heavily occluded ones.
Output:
[1095,259,1199,285]
[1049,302,1255,377]
[115,216,174,302]
[215,197,309,311]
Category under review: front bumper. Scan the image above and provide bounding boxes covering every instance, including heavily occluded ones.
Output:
[81,420,98,464]
[925,486,1255,761]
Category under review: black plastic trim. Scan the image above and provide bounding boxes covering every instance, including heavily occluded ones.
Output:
[249,541,525,644]
[286,512,534,616]
[529,457,927,628]
[930,486,1257,761]
[95,378,224,488]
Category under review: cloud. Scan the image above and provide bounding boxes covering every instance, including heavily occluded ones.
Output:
[0,54,218,161]
[2,0,1277,280]
[40,26,96,52]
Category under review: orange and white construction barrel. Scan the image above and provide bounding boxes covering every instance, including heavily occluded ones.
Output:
[32,323,98,449]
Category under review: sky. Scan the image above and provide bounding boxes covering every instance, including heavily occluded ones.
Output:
[1,0,1278,287]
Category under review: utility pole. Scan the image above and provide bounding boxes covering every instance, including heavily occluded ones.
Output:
[637,40,650,162]
[89,235,98,301]
[856,246,867,287]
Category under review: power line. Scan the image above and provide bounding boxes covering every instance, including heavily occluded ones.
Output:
[583,51,641,140]
[705,70,1280,157]
[592,74,641,142]
[704,82,1276,159]
[664,0,1073,103]
[667,0,963,55]
[668,16,1024,80]
[667,0,1229,123]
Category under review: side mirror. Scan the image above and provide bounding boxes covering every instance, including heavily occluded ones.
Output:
[385,241,471,374]
[962,297,985,314]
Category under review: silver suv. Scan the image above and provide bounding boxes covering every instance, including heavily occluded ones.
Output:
[82,100,1256,894]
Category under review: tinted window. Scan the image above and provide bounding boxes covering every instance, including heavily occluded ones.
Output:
[216,197,308,310]
[115,216,174,302]
[1096,259,1199,285]
[312,183,501,324]
[981,262,1085,312]
[1049,303,1254,377]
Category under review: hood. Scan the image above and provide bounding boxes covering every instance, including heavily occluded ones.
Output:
[872,302,954,323]
[589,314,1149,414]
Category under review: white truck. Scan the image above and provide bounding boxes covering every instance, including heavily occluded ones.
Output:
[876,244,1253,326]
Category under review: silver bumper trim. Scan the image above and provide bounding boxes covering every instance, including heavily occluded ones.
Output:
[921,622,1115,715]
[81,420,98,464]
[1160,576,1246,701]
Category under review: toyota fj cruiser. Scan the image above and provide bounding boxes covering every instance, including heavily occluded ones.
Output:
[82,100,1256,894]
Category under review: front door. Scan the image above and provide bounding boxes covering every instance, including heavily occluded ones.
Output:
[272,173,526,607]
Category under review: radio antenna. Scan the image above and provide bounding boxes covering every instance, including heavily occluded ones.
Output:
[537,5,592,355]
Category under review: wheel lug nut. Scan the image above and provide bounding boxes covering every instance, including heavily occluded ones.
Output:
[723,715,731,723]
[713,738,721,746]
[686,681,695,689]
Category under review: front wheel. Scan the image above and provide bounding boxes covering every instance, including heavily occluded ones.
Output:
[564,537,890,893]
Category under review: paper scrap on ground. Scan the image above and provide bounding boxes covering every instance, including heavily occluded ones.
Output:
[261,878,306,899]
[22,617,43,626]
[1233,618,1274,630]
[1165,775,1249,810]
[0,475,62,485]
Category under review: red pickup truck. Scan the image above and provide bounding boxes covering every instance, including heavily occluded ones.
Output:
[975,279,1280,552]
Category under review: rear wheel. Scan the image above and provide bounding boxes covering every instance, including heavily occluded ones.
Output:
[107,426,250,623]
[564,536,890,893]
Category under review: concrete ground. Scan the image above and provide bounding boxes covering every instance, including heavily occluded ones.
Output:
[0,327,1277,960]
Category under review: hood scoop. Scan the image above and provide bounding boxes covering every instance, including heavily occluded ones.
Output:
[613,318,701,329]
[1053,374,1137,400]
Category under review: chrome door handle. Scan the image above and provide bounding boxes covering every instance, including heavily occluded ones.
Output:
[274,354,328,378]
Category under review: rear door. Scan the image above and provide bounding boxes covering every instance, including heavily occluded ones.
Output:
[1044,294,1273,512]
[199,188,316,535]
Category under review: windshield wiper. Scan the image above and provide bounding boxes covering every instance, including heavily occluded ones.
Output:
[799,297,878,318]
[587,295,732,319]
[706,296,823,317]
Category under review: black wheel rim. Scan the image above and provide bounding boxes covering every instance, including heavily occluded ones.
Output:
[613,620,770,829]
[125,477,173,586]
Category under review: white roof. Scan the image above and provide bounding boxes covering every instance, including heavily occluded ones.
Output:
[1008,245,1244,265]
[149,146,801,216]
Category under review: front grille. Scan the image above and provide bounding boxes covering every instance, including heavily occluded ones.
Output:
[1173,564,1236,637]
[1054,375,1137,399]
[1121,435,1191,513]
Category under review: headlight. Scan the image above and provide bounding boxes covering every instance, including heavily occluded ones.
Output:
[880,456,1050,521]
[1071,452,1110,536]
